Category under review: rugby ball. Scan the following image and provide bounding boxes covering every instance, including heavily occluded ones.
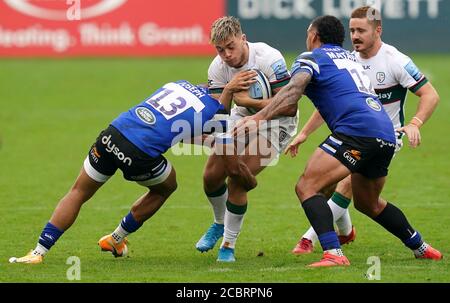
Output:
[247,69,272,114]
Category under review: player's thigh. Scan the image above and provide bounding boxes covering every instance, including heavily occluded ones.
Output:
[335,174,353,198]
[298,147,351,199]
[320,183,338,199]
[203,153,227,190]
[351,173,386,217]
[72,166,105,200]
[147,166,177,197]
[240,136,278,176]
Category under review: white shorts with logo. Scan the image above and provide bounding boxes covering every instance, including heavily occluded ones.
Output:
[229,106,298,153]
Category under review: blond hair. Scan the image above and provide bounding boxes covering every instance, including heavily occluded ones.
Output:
[210,16,242,44]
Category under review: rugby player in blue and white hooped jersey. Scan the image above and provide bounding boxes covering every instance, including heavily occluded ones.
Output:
[292,6,441,257]
[10,80,256,264]
[236,15,442,267]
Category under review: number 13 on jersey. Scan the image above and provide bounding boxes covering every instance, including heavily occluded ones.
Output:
[146,82,205,119]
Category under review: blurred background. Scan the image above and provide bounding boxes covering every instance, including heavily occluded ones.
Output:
[0,0,449,57]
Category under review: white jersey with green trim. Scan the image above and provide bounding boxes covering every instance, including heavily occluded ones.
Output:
[208,41,298,152]
[354,42,428,130]
[208,42,292,116]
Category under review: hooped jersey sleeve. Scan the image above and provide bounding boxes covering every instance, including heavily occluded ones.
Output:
[291,51,320,79]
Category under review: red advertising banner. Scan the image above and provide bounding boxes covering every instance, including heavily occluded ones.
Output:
[0,0,225,56]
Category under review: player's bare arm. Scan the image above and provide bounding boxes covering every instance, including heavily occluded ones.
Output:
[232,89,270,110]
[411,82,440,125]
[233,72,311,136]
[256,72,311,121]
[397,82,440,148]
[285,109,324,157]
[233,86,298,116]
[213,92,233,113]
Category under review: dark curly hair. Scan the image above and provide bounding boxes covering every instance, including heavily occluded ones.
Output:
[310,15,345,47]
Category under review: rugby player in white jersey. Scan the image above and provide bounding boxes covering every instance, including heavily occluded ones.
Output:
[291,6,440,256]
[195,16,298,262]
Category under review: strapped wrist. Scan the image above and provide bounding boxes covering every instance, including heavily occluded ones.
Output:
[409,116,423,128]
[411,116,424,127]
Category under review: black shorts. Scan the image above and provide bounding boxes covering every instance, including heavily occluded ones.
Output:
[319,132,395,178]
[84,125,171,186]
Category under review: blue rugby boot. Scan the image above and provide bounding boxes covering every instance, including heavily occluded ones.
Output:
[195,223,224,252]
[217,246,235,262]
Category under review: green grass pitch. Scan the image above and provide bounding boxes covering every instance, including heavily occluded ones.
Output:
[0,55,448,282]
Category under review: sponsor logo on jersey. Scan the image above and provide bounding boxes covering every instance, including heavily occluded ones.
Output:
[4,0,127,21]
[377,91,392,101]
[135,107,156,125]
[376,72,385,83]
[404,61,423,82]
[101,135,132,166]
[271,59,289,80]
[366,97,382,111]
[343,149,361,166]
[362,65,371,70]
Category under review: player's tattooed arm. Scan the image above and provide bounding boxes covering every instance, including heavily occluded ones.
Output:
[256,72,311,121]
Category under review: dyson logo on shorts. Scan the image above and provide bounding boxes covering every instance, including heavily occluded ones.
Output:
[101,135,132,166]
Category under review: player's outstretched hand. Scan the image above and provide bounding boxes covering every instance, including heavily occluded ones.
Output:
[396,124,421,148]
[284,132,308,157]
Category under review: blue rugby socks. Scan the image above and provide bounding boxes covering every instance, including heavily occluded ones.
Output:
[373,202,425,250]
[302,195,342,256]
[34,221,64,256]
[111,211,143,243]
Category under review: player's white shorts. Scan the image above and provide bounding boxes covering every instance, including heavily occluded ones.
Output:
[229,107,298,153]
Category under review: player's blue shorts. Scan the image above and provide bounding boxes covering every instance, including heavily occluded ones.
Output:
[320,132,395,179]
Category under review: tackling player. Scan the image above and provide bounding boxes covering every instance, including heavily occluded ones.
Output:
[291,6,440,255]
[236,15,442,267]
[10,80,256,264]
[195,16,298,262]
